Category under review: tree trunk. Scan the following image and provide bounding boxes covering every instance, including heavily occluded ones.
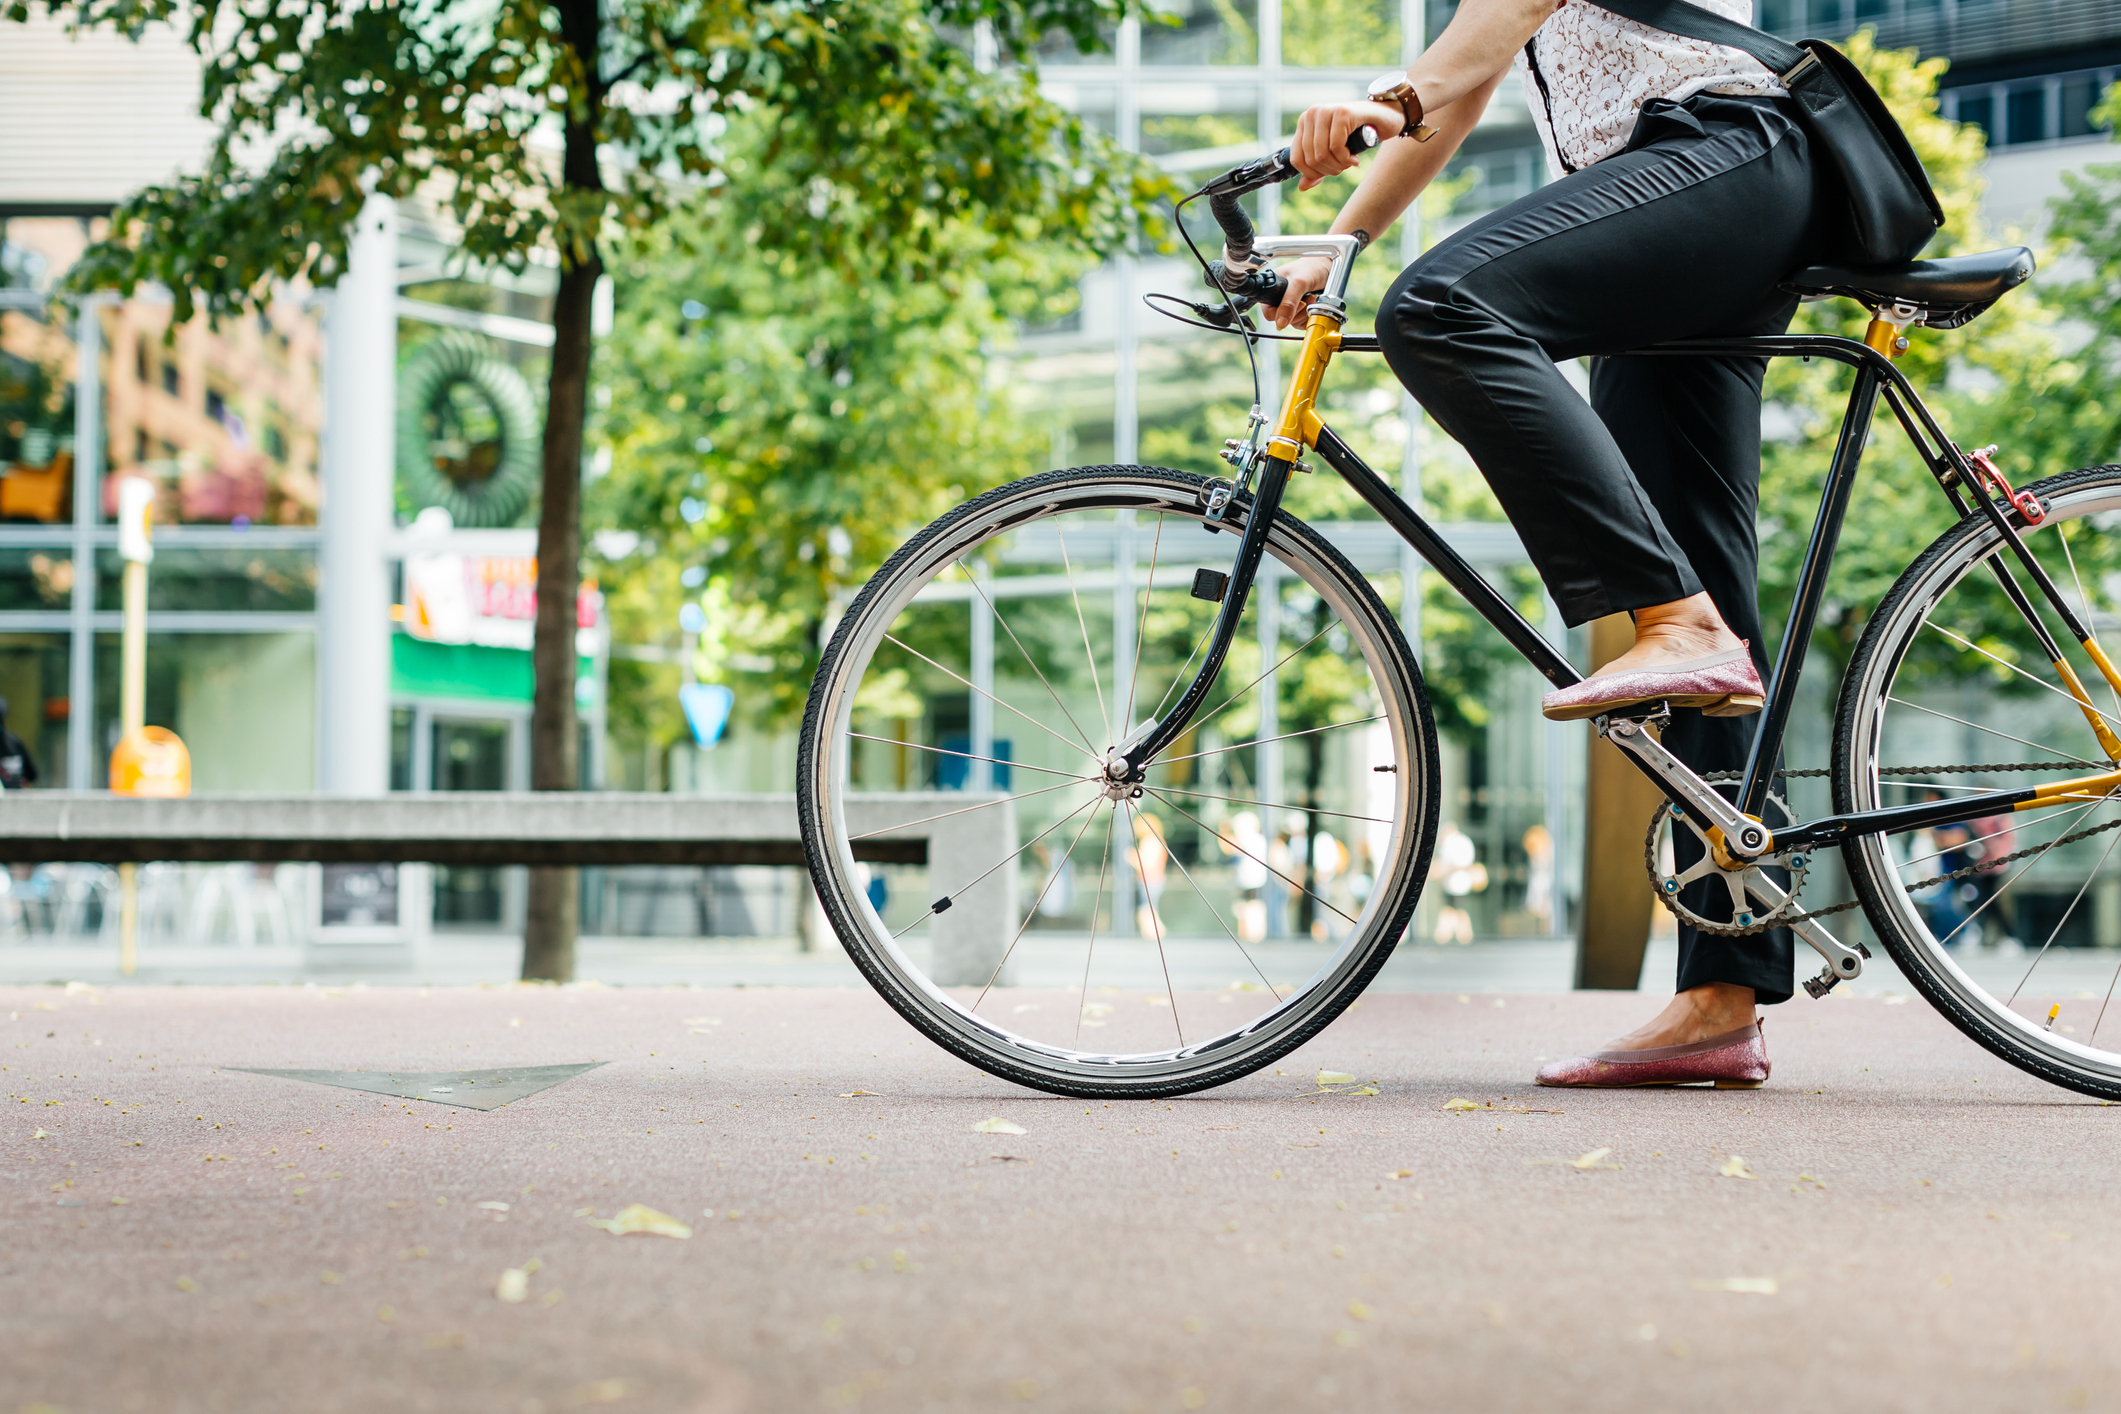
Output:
[522,0,603,982]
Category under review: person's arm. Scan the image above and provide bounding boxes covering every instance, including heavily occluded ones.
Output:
[1265,72,1503,328]
[1265,0,1559,329]
[1289,0,1560,187]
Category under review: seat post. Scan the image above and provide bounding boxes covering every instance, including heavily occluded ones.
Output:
[1862,299,1923,359]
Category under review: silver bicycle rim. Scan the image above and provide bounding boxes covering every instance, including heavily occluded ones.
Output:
[801,468,1433,1091]
[1844,471,2121,1086]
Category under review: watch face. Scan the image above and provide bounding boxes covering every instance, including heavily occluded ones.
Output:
[1366,73,1406,100]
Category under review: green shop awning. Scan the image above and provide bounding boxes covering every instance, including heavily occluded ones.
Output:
[391,635,594,706]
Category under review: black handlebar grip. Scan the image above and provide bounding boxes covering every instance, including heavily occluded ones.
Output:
[1209,124,1380,284]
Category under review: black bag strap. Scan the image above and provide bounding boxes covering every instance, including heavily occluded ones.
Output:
[1578,0,1807,79]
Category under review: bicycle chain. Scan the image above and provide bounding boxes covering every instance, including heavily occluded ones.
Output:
[1648,762,2121,935]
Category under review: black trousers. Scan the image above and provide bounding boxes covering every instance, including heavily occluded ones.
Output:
[1377,94,1831,1003]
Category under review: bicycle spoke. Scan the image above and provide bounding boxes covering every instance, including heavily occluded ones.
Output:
[1147,788,1359,927]
[1204,616,1340,723]
[1929,794,2107,949]
[847,733,1095,783]
[1052,520,1114,750]
[1149,614,1221,725]
[882,633,1104,765]
[2010,818,2121,1005]
[1924,621,2121,736]
[959,560,1101,758]
[1160,823,1279,997]
[1125,801,1185,1048]
[847,777,1093,841]
[890,795,1101,941]
[1075,807,1118,1043]
[1899,815,2040,873]
[2055,525,2121,722]
[1123,513,1165,735]
[973,800,1106,1014]
[1150,782,1394,827]
[1877,779,2019,794]
[1157,716,1387,768]
[1884,697,2097,766]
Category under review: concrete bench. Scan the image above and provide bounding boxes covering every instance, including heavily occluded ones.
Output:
[0,792,1015,983]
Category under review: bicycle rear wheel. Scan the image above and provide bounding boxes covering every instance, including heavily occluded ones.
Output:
[797,465,1440,1098]
[1836,464,2121,1099]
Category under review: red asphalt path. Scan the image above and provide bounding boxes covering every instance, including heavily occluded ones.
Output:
[4,983,2119,1414]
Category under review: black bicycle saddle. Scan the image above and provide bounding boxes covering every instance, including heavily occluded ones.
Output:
[1782,247,2035,330]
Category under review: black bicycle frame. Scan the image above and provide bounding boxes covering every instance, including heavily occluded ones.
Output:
[1123,331,2119,853]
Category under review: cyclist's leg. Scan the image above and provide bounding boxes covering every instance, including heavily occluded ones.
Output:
[1373,96,1822,628]
[1591,347,1797,1005]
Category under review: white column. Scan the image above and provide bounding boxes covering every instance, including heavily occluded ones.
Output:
[969,570,994,793]
[68,297,102,790]
[318,193,398,795]
[1112,511,1137,740]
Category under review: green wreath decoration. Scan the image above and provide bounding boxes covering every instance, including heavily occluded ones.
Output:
[396,332,540,528]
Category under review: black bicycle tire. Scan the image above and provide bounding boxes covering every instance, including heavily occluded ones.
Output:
[796,464,1442,1099]
[1834,462,2121,1101]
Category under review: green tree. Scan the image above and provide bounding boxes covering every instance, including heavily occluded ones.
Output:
[13,0,1168,977]
[589,121,1091,755]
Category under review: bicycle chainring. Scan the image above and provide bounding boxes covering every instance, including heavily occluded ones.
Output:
[1642,790,1812,937]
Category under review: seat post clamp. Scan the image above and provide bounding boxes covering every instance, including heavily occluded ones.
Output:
[1863,299,1924,358]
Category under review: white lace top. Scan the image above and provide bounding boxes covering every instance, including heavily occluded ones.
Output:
[1515,0,1789,174]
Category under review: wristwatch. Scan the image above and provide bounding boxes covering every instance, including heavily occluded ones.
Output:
[1366,71,1439,143]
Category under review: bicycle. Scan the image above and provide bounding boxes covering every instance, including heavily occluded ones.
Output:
[797,130,2121,1101]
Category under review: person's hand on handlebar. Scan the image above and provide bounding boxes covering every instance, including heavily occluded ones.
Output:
[1267,255,1333,331]
[1290,100,1408,190]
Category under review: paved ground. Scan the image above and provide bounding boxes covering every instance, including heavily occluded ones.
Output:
[7,982,2121,1414]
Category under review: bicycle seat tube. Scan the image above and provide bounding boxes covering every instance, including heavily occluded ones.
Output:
[1110,237,1363,787]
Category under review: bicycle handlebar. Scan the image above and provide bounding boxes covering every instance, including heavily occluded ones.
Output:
[1203,126,1375,287]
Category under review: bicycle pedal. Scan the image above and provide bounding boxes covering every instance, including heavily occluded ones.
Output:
[1802,966,1840,1000]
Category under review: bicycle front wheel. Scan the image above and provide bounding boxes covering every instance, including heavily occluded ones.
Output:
[1836,463,2121,1099]
[797,465,1440,1098]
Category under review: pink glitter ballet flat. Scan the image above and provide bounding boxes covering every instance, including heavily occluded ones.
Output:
[1534,1021,1769,1089]
[1539,645,1764,722]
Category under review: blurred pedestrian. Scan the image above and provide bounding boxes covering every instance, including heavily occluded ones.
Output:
[0,698,38,790]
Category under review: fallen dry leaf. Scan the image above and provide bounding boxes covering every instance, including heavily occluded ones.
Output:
[586,1204,692,1239]
[1386,1169,1414,1180]
[1316,1069,1357,1086]
[1529,1147,1620,1171]
[476,1201,510,1212]
[562,1378,629,1407]
[1719,1156,1762,1181]
[496,1268,529,1303]
[838,1090,881,1098]
[1691,1277,1778,1295]
[1443,1098,1482,1110]
[971,1117,1027,1135]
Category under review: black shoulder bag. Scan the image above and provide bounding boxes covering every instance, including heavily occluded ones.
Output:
[1554,0,1944,266]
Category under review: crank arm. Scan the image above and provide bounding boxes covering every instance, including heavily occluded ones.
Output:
[1600,714,1771,855]
[1738,870,1866,994]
